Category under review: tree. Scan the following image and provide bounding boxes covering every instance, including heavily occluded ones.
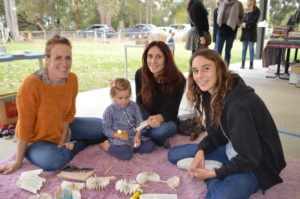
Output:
[3,0,22,40]
[95,0,119,25]
[269,0,298,27]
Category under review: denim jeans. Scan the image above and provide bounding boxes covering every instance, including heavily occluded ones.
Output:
[26,117,106,171]
[168,144,260,199]
[108,140,155,160]
[143,121,177,142]
[242,41,255,62]
[214,33,237,64]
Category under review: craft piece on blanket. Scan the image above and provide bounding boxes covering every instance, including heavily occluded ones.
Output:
[136,171,161,184]
[55,188,81,199]
[85,176,116,190]
[177,158,222,171]
[16,169,46,194]
[166,176,180,190]
[60,181,85,191]
[140,194,178,199]
[115,179,140,195]
[56,165,95,181]
[28,193,52,199]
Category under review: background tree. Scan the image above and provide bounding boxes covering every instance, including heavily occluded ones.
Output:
[3,0,21,40]
[269,0,298,27]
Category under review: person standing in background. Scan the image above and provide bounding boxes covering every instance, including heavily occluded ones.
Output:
[240,0,260,69]
[213,0,224,43]
[214,0,244,65]
[185,0,211,54]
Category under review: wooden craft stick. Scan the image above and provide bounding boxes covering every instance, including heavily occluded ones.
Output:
[113,172,133,176]
[104,165,113,174]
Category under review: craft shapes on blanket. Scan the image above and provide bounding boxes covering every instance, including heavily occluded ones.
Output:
[136,171,161,184]
[28,193,52,199]
[85,176,115,190]
[55,188,81,199]
[60,181,85,191]
[177,158,222,171]
[16,169,46,194]
[56,165,95,181]
[115,179,140,195]
[166,176,180,190]
[139,193,178,199]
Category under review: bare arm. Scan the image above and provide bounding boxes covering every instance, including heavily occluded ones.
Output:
[0,139,28,174]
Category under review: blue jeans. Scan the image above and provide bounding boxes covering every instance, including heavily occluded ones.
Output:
[168,144,260,199]
[26,117,106,171]
[214,33,237,64]
[108,140,155,160]
[143,121,177,142]
[242,41,255,62]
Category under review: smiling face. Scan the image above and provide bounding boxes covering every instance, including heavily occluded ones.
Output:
[191,56,217,94]
[113,89,131,107]
[147,46,165,77]
[46,44,72,85]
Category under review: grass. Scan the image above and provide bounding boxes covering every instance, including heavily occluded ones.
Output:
[0,39,244,95]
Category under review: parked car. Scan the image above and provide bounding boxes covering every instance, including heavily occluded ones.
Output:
[169,24,191,35]
[158,26,177,34]
[77,24,116,38]
[121,24,162,39]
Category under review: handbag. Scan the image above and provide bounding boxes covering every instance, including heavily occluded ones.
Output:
[203,31,212,46]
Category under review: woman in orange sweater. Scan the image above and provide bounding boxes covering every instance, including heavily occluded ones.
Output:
[0,35,105,174]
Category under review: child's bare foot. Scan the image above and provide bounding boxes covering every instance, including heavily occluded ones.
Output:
[99,140,110,151]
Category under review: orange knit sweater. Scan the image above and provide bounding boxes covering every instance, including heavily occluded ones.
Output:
[16,72,78,145]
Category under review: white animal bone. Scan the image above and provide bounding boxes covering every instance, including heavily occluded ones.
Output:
[166,176,180,190]
[136,171,161,184]
[115,179,140,195]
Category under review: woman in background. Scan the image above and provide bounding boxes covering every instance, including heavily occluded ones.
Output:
[185,0,211,54]
[240,0,260,69]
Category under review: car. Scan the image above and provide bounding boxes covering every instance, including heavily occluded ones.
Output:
[77,24,116,38]
[169,24,191,34]
[121,24,162,39]
[158,26,177,34]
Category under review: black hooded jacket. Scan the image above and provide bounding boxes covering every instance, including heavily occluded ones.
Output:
[198,75,286,191]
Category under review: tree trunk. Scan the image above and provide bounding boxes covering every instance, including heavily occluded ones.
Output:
[3,0,22,40]
[75,0,80,30]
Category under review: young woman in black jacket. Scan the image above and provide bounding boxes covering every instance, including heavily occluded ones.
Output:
[168,49,286,199]
[240,0,260,69]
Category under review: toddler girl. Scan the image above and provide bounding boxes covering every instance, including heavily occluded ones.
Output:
[99,78,155,160]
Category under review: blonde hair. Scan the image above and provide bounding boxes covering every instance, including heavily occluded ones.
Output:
[45,34,72,58]
[110,78,132,98]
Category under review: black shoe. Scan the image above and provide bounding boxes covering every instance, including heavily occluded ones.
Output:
[249,61,253,69]
[241,61,245,69]
[154,139,171,149]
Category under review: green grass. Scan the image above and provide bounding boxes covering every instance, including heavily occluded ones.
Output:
[0,40,244,95]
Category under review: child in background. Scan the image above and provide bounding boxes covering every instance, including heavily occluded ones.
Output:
[166,29,175,55]
[99,78,155,160]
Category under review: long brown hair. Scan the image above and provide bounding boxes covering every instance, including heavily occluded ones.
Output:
[187,49,234,129]
[139,41,185,108]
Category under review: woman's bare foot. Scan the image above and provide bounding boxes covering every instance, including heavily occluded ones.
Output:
[99,140,110,151]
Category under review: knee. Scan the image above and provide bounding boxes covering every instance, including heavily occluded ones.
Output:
[167,149,178,164]
[117,152,133,161]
